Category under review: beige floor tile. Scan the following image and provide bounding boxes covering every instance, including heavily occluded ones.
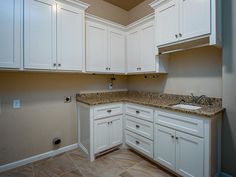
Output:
[33,153,76,177]
[59,169,83,177]
[0,164,34,177]
[126,160,175,177]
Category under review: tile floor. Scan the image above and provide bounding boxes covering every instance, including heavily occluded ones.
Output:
[0,148,176,177]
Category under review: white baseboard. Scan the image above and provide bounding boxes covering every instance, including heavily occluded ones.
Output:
[221,172,234,177]
[0,144,78,173]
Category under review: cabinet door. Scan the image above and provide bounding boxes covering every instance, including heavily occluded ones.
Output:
[0,0,22,69]
[86,21,108,73]
[179,0,211,41]
[154,124,176,171]
[140,22,156,72]
[108,28,125,73]
[127,29,141,73]
[155,0,179,46]
[175,131,204,177]
[110,115,123,148]
[94,119,110,154]
[57,3,84,71]
[24,0,57,70]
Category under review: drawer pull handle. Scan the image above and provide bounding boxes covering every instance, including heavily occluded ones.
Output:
[135,141,140,145]
[107,110,112,113]
[136,110,140,114]
[136,125,140,128]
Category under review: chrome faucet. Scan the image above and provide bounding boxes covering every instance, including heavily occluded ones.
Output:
[191,93,212,105]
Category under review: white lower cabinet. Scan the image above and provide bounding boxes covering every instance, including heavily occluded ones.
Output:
[175,131,204,177]
[155,124,204,177]
[154,125,176,171]
[93,111,123,154]
[78,102,221,177]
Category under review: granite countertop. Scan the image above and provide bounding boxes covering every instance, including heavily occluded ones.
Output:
[76,91,224,118]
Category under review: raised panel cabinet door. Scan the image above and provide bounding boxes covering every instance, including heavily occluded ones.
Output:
[109,115,123,148]
[154,124,176,171]
[175,131,204,177]
[108,28,125,73]
[94,119,110,154]
[140,22,156,72]
[155,0,179,46]
[127,29,141,73]
[57,3,84,71]
[0,0,22,69]
[179,0,211,41]
[24,0,57,70]
[86,21,108,72]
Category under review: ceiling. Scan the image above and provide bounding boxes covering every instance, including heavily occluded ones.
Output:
[103,0,146,11]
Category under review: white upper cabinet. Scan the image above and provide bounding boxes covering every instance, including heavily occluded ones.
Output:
[150,0,220,48]
[24,0,88,71]
[0,0,22,69]
[155,0,179,46]
[127,29,140,73]
[108,28,126,73]
[57,3,84,71]
[24,0,57,70]
[86,17,126,74]
[140,22,156,72]
[86,21,108,73]
[126,18,167,74]
[179,0,211,41]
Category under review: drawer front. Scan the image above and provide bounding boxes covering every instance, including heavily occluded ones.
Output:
[155,110,204,137]
[126,104,154,122]
[94,104,123,120]
[125,115,154,140]
[125,130,153,158]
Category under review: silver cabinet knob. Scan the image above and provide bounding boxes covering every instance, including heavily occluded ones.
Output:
[58,63,61,67]
[175,34,178,38]
[53,63,57,67]
[179,33,182,37]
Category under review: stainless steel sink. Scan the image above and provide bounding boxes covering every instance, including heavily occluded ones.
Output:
[172,104,202,110]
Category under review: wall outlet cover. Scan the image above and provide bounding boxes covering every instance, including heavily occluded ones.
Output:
[13,100,21,109]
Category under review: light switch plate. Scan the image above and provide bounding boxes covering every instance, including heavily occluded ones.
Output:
[13,100,21,109]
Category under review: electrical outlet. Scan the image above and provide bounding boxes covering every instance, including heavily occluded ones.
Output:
[13,99,21,109]
[64,96,72,103]
[108,83,113,90]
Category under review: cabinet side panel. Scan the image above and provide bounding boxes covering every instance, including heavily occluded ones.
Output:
[79,104,91,154]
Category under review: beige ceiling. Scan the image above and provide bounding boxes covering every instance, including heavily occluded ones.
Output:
[103,0,146,11]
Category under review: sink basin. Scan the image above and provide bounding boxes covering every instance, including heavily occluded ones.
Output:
[172,104,202,110]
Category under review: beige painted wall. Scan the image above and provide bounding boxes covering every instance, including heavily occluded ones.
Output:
[128,47,222,98]
[81,0,129,25]
[0,72,127,165]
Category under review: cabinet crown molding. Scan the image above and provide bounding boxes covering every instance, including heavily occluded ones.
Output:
[56,0,90,10]
[149,0,170,9]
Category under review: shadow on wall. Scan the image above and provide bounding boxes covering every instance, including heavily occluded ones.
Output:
[222,0,236,176]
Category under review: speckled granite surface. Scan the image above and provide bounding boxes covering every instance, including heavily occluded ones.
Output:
[76,91,224,118]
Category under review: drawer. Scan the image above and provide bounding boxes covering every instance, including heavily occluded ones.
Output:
[125,130,153,158]
[126,104,154,122]
[155,110,204,137]
[94,104,123,120]
[125,115,154,140]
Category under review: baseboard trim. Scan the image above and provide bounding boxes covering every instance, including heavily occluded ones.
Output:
[221,172,234,177]
[0,143,78,173]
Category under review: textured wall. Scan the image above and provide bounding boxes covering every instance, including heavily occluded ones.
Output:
[0,72,127,165]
